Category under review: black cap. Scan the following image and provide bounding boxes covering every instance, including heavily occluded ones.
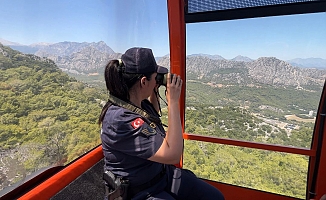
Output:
[121,47,168,74]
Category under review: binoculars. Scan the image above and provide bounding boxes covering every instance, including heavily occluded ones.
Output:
[156,73,174,86]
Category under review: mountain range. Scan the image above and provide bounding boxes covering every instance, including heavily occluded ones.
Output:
[157,55,326,89]
[1,38,326,69]
[1,38,326,89]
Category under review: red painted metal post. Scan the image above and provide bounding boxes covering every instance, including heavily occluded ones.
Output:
[307,82,326,200]
[167,0,186,168]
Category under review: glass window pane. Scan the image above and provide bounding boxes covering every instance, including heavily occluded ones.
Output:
[184,12,326,198]
[185,13,326,148]
[0,0,169,193]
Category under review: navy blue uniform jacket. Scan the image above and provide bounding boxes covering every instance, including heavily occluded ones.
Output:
[101,99,166,187]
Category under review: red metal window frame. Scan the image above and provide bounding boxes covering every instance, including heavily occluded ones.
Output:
[167,0,326,200]
[11,1,326,199]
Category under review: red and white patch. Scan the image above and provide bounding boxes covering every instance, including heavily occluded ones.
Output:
[131,118,144,129]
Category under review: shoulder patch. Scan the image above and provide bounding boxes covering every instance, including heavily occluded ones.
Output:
[141,126,157,136]
[131,118,144,129]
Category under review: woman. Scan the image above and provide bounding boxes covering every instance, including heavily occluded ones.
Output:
[99,47,224,200]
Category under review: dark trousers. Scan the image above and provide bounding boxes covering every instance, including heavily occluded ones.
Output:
[132,165,224,200]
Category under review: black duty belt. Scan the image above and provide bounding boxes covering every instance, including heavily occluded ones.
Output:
[129,165,166,197]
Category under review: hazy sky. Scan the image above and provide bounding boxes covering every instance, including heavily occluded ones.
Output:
[0,0,325,60]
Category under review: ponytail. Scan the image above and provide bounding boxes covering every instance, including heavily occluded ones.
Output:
[98,59,154,125]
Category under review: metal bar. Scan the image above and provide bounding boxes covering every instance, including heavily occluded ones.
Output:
[167,0,187,168]
[183,133,315,156]
[185,1,326,23]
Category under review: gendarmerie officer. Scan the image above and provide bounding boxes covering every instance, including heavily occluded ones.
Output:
[99,47,224,200]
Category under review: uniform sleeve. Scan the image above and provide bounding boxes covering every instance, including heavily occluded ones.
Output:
[101,107,164,159]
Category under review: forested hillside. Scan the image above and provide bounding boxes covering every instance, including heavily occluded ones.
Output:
[160,103,312,198]
[0,44,106,189]
[157,54,320,199]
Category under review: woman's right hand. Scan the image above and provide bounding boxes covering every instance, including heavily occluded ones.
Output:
[166,73,183,104]
[148,73,183,164]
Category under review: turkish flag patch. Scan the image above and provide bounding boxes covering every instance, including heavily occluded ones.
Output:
[131,118,144,129]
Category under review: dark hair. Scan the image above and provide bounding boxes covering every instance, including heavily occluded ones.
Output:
[98,59,153,125]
